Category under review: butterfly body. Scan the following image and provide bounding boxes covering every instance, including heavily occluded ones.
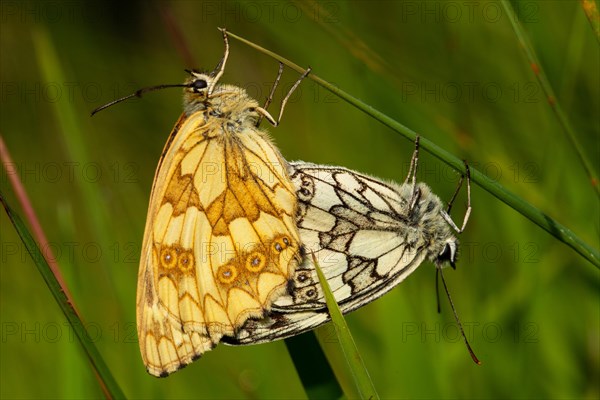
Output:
[136,57,302,376]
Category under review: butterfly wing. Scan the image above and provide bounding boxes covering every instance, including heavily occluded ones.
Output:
[137,112,301,376]
[230,162,433,344]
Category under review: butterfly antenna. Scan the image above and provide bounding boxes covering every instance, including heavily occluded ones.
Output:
[256,63,284,127]
[437,265,481,365]
[90,83,189,116]
[435,268,442,313]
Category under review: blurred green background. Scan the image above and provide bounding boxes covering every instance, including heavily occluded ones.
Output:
[1,0,599,398]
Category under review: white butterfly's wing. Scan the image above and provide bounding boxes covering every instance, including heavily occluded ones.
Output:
[229,162,440,344]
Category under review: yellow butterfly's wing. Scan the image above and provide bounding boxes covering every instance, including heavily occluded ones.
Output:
[136,111,301,377]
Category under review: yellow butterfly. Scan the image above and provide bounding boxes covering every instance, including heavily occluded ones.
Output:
[131,29,309,377]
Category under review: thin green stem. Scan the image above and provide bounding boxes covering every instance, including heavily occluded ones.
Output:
[500,0,599,197]
[225,29,600,269]
[31,25,130,319]
[0,192,126,399]
[0,135,78,314]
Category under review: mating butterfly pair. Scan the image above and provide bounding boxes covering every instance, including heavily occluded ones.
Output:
[95,29,473,377]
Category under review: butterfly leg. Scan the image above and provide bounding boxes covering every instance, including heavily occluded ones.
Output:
[256,63,285,127]
[211,28,232,95]
[255,66,311,126]
[274,67,312,126]
[403,136,420,185]
[459,162,472,232]
[404,136,421,211]
[442,161,472,234]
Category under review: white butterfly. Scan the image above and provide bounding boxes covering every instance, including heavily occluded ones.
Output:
[225,138,472,345]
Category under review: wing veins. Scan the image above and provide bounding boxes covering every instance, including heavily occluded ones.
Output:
[222,138,268,249]
[306,170,405,222]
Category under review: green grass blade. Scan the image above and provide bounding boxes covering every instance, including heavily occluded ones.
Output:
[0,191,126,400]
[500,0,599,197]
[285,333,344,400]
[312,254,380,400]
[30,25,131,310]
[225,29,600,269]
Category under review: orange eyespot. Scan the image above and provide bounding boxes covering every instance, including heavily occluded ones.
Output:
[218,264,238,284]
[245,252,266,272]
[160,247,178,269]
[272,236,291,253]
[178,251,194,272]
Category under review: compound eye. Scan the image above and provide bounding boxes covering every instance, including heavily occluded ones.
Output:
[192,79,208,91]
[439,243,451,260]
[437,241,457,269]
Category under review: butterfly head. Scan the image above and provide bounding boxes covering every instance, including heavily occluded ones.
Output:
[436,238,458,269]
[412,184,460,270]
[184,70,214,100]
